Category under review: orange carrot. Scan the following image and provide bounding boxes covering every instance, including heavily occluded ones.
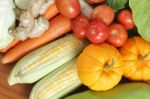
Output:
[43,2,59,20]
[0,39,20,53]
[1,15,71,64]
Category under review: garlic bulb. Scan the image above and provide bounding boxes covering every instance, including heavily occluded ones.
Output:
[29,0,46,17]
[11,0,51,41]
[39,0,55,15]
[15,0,30,10]
[28,16,49,38]
[13,15,49,40]
[19,11,34,28]
[12,27,28,41]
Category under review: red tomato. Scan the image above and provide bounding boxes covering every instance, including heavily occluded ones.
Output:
[86,0,105,4]
[86,20,109,44]
[72,15,89,39]
[107,24,128,47]
[92,5,114,25]
[56,0,80,19]
[117,10,135,29]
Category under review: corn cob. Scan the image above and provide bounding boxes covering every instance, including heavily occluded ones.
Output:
[29,58,81,99]
[8,34,88,86]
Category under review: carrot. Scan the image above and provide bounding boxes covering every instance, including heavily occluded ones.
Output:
[43,2,59,20]
[1,15,71,64]
[0,39,20,53]
[0,2,58,53]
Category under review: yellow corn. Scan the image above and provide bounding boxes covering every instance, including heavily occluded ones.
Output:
[8,34,88,86]
[29,58,81,99]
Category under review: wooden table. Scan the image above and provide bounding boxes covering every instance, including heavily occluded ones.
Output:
[0,54,32,99]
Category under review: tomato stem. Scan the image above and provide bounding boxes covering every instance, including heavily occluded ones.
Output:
[111,30,117,36]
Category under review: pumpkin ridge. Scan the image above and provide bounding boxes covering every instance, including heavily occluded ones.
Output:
[126,63,142,80]
[89,71,106,88]
[145,51,150,59]
[141,40,146,55]
[134,64,142,80]
[106,71,121,87]
[109,69,123,76]
[123,61,139,78]
[133,36,145,55]
[132,37,139,52]
[77,68,103,72]
[141,63,150,79]
[123,60,138,70]
[84,51,105,65]
[88,71,103,87]
[77,53,103,71]
[144,62,150,70]
[121,47,137,55]
[124,67,136,79]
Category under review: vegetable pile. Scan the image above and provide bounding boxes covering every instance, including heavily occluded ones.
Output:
[1,0,150,99]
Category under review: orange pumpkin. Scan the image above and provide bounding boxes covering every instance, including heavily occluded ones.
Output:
[77,43,123,91]
[120,36,150,81]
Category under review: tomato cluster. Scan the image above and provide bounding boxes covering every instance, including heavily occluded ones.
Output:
[56,0,135,47]
[70,1,134,47]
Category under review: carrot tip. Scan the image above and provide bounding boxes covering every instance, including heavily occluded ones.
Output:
[1,57,9,64]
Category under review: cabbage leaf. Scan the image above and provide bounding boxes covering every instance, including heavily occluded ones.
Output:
[0,0,15,49]
[106,0,128,12]
[129,0,150,41]
[65,83,150,99]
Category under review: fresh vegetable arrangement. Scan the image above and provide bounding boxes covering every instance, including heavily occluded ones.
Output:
[1,15,72,64]
[1,0,150,99]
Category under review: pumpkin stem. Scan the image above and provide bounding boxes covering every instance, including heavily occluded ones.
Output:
[104,59,115,71]
[138,55,148,61]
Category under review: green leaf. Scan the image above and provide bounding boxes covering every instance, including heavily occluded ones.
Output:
[129,0,150,42]
[106,0,128,12]
[64,83,150,99]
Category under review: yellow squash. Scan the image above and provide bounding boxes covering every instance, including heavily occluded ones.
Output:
[120,36,150,81]
[77,43,123,91]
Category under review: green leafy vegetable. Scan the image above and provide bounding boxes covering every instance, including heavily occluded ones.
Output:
[106,0,128,12]
[65,83,150,99]
[129,0,150,41]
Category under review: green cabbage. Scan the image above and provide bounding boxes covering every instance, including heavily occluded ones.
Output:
[65,83,150,99]
[106,0,127,12]
[0,0,15,49]
[129,0,150,41]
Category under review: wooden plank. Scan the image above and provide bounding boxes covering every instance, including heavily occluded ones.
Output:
[0,54,32,99]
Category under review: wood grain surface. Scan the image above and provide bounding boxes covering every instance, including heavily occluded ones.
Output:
[0,54,33,99]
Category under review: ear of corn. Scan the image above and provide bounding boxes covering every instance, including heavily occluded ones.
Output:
[29,58,81,99]
[8,34,88,86]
